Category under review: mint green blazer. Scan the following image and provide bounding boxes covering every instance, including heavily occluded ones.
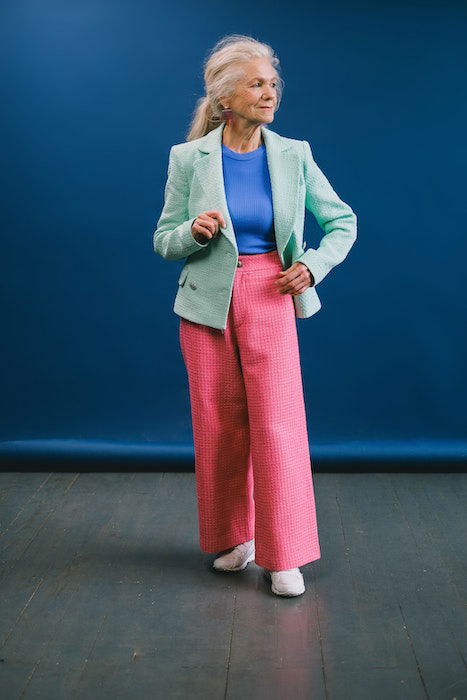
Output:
[153,122,357,330]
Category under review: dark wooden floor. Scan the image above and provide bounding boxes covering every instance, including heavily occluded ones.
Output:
[0,472,465,699]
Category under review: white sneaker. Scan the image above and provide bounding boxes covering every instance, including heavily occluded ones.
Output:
[212,539,255,571]
[263,567,305,596]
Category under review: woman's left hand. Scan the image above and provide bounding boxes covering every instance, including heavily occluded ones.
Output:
[275,261,315,295]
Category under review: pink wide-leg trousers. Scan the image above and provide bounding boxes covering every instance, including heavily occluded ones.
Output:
[179,249,321,571]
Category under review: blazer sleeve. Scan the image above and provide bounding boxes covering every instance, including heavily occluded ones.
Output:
[153,146,210,260]
[294,139,357,286]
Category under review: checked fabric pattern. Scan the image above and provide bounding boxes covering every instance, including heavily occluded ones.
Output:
[179,250,321,571]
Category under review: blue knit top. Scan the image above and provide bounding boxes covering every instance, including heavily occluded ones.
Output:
[221,142,277,254]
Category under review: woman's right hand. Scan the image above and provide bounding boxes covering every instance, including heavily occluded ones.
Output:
[191,210,227,244]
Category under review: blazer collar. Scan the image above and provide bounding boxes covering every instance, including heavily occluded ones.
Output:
[195,120,291,154]
[192,122,300,256]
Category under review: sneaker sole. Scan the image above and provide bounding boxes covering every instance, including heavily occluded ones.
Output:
[212,550,255,572]
[263,568,305,596]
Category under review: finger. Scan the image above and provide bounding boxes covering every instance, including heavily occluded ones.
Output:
[204,210,227,229]
[276,270,302,287]
[292,282,310,294]
[277,272,308,293]
[280,284,304,295]
[193,221,214,239]
[276,275,290,288]
[196,216,217,235]
[286,276,313,294]
[277,266,300,279]
[201,214,222,234]
[212,211,227,228]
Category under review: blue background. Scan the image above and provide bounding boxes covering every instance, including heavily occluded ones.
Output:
[1,0,466,468]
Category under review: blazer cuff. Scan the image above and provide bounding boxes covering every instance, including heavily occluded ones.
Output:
[181,218,210,253]
[295,248,330,286]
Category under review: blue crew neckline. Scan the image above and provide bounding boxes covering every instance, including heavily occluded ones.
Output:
[222,142,265,160]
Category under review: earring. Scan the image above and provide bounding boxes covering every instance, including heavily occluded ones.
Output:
[221,107,233,121]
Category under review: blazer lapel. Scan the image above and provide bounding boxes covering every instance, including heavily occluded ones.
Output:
[192,122,300,257]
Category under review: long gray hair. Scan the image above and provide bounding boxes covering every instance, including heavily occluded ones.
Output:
[186,34,284,142]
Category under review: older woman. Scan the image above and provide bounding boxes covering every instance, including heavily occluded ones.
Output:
[153,34,357,597]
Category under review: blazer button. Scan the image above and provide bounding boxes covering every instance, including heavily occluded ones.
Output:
[237,260,243,267]
[189,281,197,290]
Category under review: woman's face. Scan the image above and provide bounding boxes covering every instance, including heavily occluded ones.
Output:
[225,57,279,126]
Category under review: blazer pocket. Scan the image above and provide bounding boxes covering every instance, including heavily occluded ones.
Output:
[178,267,188,287]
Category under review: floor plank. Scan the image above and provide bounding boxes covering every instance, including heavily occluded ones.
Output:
[0,471,465,700]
